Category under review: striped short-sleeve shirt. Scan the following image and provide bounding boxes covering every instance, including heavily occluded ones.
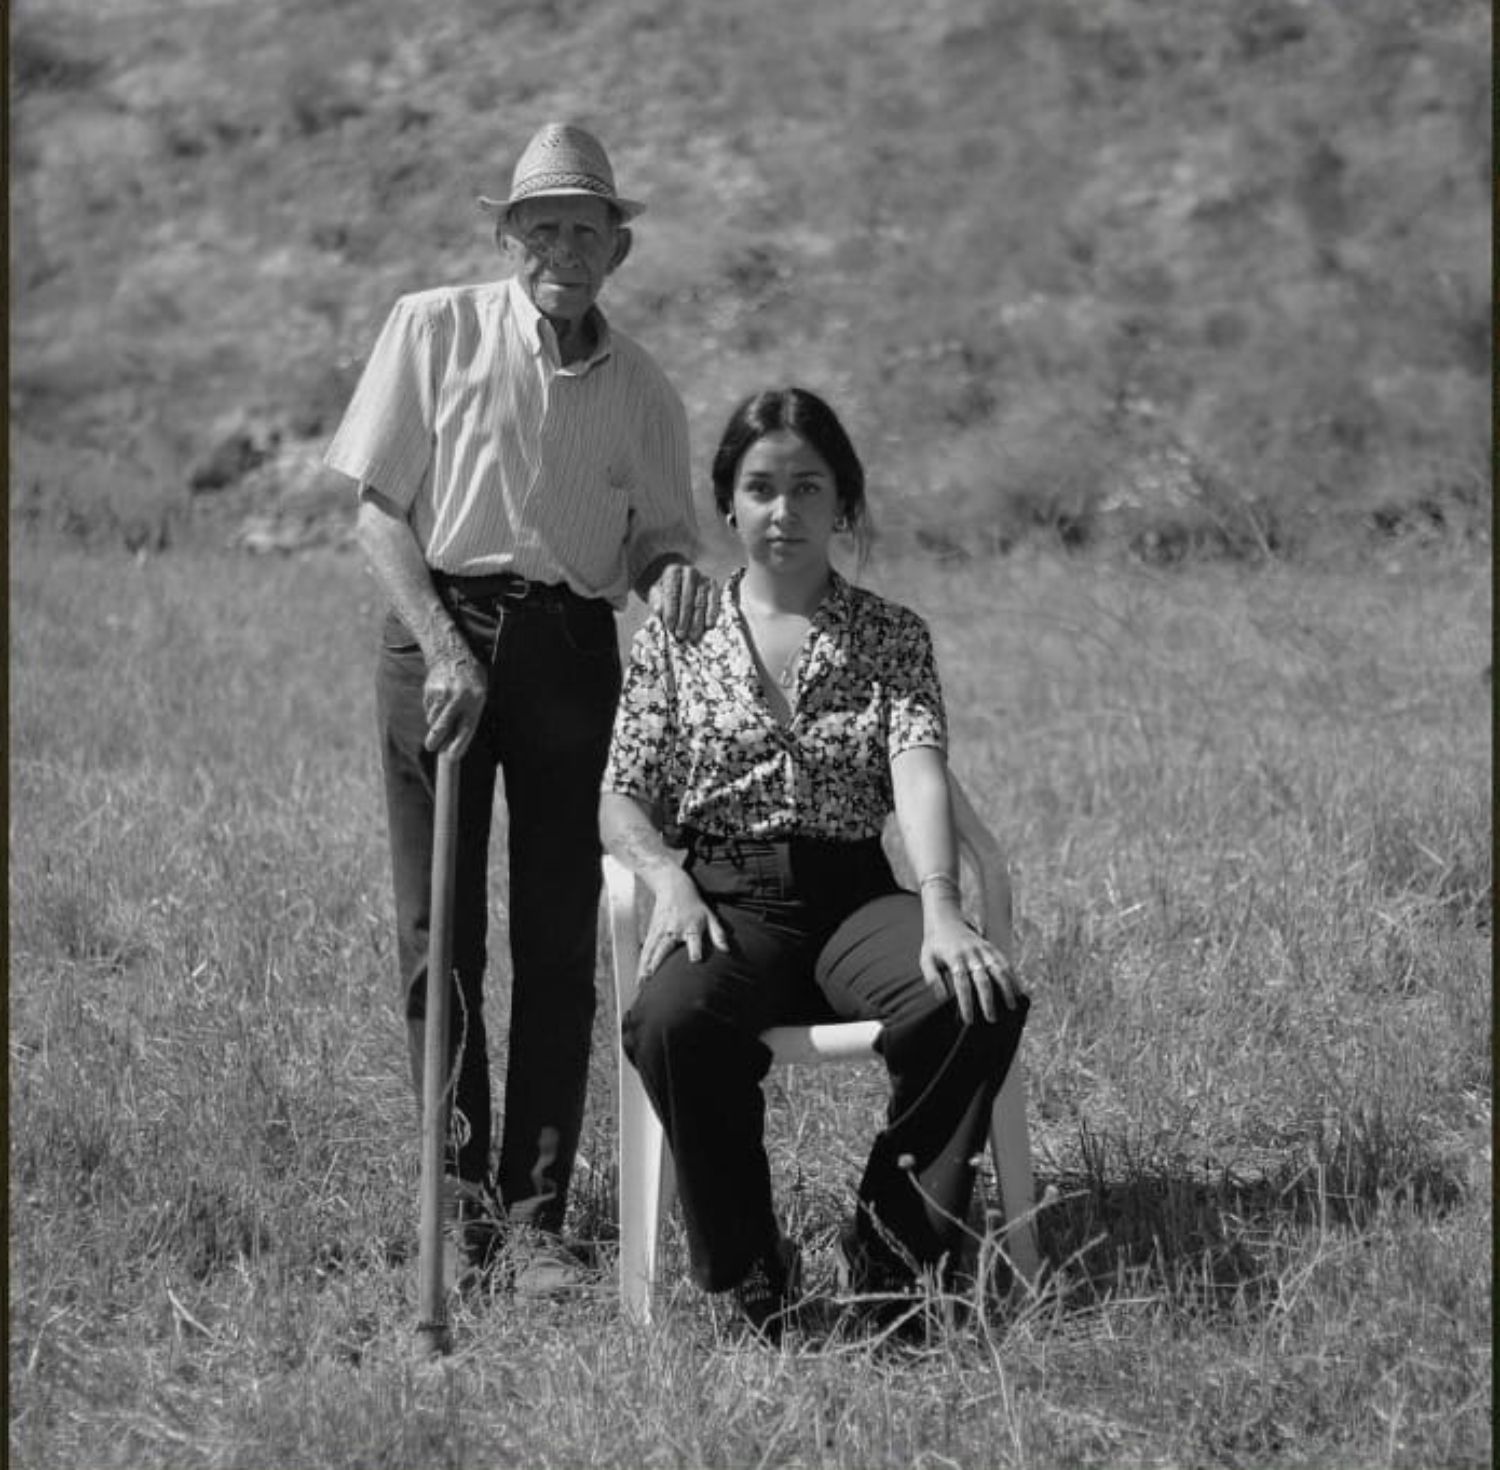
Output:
[324,275,698,607]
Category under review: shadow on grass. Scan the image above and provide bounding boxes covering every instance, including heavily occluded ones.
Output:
[1024,1118,1470,1320]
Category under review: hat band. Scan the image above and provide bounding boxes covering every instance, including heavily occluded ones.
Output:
[512,171,615,201]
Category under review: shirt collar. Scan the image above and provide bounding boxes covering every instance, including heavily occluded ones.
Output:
[503,276,613,371]
[721,567,855,634]
[820,568,855,633]
[705,569,854,722]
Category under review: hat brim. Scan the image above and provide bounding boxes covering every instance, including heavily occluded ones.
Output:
[478,188,644,222]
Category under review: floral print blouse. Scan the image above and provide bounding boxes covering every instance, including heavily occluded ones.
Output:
[603,569,947,841]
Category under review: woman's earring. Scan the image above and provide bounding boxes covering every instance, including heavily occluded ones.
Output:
[726,513,738,529]
[833,516,849,533]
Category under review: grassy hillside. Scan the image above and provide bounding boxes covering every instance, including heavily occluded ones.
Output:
[9,0,1490,560]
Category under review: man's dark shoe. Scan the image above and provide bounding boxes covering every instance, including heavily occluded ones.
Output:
[733,1235,802,1345]
[508,1228,602,1299]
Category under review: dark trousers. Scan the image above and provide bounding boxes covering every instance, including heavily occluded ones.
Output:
[376,577,621,1233]
[622,835,1029,1292]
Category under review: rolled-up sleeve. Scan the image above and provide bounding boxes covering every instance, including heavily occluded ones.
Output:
[624,373,698,589]
[885,615,947,757]
[602,618,681,805]
[324,296,439,509]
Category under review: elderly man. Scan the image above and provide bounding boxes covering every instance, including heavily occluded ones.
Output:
[325,122,713,1291]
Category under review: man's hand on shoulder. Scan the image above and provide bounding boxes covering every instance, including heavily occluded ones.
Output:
[646,561,719,645]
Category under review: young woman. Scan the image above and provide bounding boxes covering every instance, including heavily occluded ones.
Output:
[599,387,1028,1341]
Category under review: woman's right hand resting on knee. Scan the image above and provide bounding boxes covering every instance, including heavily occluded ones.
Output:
[601,791,729,979]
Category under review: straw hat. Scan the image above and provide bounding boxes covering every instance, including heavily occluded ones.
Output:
[479,122,644,222]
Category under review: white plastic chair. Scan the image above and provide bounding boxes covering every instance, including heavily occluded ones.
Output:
[605,775,1040,1324]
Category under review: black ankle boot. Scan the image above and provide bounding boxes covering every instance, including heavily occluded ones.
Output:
[732,1235,802,1344]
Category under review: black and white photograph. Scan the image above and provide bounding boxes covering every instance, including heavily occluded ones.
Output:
[10,0,1490,1465]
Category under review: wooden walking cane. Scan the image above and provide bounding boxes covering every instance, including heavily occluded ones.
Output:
[415,747,460,1358]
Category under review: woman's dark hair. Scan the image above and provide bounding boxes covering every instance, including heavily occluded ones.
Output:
[710,387,873,561]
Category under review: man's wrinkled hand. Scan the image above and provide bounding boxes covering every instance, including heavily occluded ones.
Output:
[648,563,718,644]
[422,646,487,757]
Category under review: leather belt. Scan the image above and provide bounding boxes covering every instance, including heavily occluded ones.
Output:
[432,570,582,606]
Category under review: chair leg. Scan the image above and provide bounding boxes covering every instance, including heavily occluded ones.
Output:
[987,1055,1041,1287]
[618,1056,674,1323]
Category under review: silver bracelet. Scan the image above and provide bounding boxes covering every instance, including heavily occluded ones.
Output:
[918,873,960,893]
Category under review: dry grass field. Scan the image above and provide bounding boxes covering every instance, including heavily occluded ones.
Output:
[9,539,1490,1468]
[9,0,1491,1465]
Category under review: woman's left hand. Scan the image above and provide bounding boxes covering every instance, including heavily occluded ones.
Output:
[920,914,1025,1024]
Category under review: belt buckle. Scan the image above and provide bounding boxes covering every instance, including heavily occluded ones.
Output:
[500,574,532,602]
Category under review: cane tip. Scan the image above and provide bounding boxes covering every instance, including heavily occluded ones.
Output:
[412,1321,453,1361]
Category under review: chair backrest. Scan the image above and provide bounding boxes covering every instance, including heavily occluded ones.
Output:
[944,773,1012,941]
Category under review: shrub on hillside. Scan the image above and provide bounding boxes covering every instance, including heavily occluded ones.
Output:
[11,23,103,94]
[11,435,187,555]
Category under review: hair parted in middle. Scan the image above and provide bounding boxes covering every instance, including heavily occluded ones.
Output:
[710,387,874,563]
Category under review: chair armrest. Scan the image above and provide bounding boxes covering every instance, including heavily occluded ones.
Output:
[603,855,646,1013]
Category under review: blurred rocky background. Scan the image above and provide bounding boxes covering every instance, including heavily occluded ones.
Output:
[9,0,1490,564]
